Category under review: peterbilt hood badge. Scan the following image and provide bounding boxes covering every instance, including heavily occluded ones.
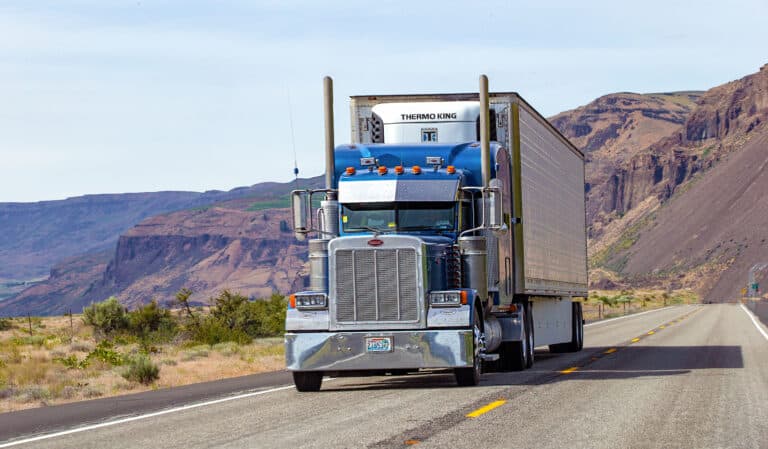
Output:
[368,239,384,246]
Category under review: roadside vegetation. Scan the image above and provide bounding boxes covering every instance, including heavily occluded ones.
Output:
[0,290,286,412]
[582,288,699,322]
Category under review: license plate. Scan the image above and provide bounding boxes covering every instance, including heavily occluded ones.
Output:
[366,337,393,353]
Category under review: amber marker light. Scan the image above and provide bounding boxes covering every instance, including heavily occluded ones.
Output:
[289,294,296,309]
[446,165,456,174]
[460,291,468,305]
[394,165,404,175]
[378,166,388,175]
[412,165,422,174]
[345,167,355,175]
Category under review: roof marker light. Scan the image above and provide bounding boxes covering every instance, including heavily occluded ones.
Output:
[446,165,456,174]
[412,165,422,175]
[395,165,404,175]
[345,167,356,175]
[378,166,388,175]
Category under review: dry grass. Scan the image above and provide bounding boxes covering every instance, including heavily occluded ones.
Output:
[582,288,699,322]
[0,316,285,413]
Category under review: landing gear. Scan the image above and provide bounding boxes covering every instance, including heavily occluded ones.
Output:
[549,302,584,353]
[455,308,483,386]
[292,371,323,392]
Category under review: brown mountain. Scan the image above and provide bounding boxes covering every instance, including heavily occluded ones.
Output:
[583,64,768,300]
[0,183,315,283]
[0,178,323,316]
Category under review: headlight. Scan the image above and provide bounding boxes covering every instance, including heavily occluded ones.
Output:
[294,293,328,310]
[429,291,465,307]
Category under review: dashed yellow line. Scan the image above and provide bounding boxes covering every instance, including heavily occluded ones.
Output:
[631,337,641,343]
[659,325,666,329]
[560,366,579,374]
[466,400,507,418]
[647,331,655,335]
[604,348,617,354]
[405,439,420,445]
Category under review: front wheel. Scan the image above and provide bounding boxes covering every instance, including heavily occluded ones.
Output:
[455,308,482,386]
[292,371,323,392]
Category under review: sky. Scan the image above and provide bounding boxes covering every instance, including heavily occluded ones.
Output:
[1,0,767,203]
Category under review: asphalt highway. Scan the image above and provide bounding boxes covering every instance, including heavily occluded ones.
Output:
[2,303,766,449]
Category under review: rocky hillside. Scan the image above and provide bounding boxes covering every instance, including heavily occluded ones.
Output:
[0,179,320,284]
[580,64,768,300]
[550,91,703,236]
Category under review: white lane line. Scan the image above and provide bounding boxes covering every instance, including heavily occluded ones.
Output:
[585,306,677,327]
[0,384,297,448]
[740,303,768,341]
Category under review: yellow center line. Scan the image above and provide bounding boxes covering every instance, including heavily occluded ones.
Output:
[659,325,666,329]
[647,331,655,335]
[466,400,507,418]
[631,337,641,343]
[560,366,579,374]
[604,348,617,354]
[405,439,420,445]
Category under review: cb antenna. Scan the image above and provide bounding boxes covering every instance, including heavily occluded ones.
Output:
[287,88,299,189]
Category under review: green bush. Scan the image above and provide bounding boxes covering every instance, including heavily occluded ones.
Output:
[54,354,89,370]
[83,297,128,335]
[121,355,160,385]
[128,300,177,343]
[86,340,125,366]
[0,318,13,331]
[186,291,286,345]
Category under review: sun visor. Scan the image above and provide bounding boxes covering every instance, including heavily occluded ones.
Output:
[339,179,459,203]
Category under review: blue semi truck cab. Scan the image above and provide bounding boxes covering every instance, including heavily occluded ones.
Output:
[285,76,588,391]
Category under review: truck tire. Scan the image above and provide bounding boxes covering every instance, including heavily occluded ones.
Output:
[549,302,583,353]
[498,304,529,372]
[292,371,323,392]
[455,308,482,386]
[525,302,535,368]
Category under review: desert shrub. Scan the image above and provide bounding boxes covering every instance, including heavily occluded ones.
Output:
[18,386,50,402]
[191,291,287,345]
[0,318,13,331]
[181,346,209,361]
[86,340,125,366]
[82,385,104,398]
[83,297,128,335]
[121,355,160,385]
[127,300,178,343]
[54,354,89,370]
[212,342,240,357]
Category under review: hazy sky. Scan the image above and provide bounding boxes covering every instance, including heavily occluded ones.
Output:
[1,0,766,202]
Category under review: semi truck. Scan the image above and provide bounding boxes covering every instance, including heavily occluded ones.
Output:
[285,75,587,391]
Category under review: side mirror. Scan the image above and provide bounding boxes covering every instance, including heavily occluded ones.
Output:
[291,190,311,240]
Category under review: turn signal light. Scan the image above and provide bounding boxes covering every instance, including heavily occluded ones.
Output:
[378,166,388,175]
[394,165,404,175]
[446,165,456,174]
[460,291,468,305]
[345,167,356,175]
[412,165,422,174]
[289,294,296,309]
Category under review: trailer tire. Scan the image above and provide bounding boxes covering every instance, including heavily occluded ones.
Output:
[292,371,323,392]
[549,302,583,353]
[455,307,482,386]
[525,302,535,368]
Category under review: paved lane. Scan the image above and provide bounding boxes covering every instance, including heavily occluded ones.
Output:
[3,304,766,449]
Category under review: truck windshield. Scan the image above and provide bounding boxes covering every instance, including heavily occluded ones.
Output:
[342,202,456,233]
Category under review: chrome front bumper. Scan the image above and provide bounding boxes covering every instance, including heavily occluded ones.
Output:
[285,330,473,371]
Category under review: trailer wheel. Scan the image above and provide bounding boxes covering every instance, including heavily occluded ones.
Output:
[455,308,482,386]
[524,302,535,368]
[549,302,583,353]
[292,371,323,392]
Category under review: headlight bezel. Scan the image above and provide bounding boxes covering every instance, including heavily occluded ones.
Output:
[429,290,465,307]
[294,293,328,310]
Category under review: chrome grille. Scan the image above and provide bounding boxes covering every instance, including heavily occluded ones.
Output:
[335,248,419,323]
